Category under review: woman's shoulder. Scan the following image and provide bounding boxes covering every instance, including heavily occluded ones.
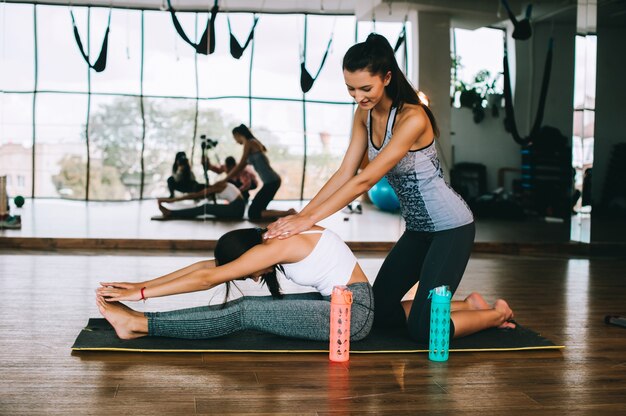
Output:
[353,106,369,125]
[395,103,430,130]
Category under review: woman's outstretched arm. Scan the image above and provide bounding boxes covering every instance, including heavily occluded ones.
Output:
[98,239,295,302]
[99,259,216,292]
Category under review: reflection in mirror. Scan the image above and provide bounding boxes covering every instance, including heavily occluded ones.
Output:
[450,10,577,244]
[571,0,596,243]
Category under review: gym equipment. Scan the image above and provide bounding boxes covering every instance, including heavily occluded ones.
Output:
[167,0,219,55]
[368,177,400,212]
[14,195,25,208]
[605,315,626,329]
[501,0,533,41]
[69,8,112,72]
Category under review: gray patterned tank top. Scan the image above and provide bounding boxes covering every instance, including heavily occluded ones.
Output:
[367,107,473,232]
[247,151,280,184]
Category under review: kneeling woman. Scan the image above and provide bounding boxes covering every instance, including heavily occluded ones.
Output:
[96,227,373,341]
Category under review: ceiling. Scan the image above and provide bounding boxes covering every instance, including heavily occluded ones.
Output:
[6,0,622,29]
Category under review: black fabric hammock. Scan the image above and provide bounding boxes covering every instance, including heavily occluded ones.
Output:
[501,0,533,41]
[228,14,259,59]
[70,8,112,72]
[394,23,406,53]
[503,38,554,146]
[300,15,333,93]
[167,0,219,55]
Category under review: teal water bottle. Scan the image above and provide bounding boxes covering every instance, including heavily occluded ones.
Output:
[428,285,452,362]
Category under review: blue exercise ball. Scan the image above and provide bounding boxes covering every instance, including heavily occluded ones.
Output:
[368,177,400,212]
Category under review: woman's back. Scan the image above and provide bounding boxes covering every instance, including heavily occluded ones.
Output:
[247,148,280,184]
[280,229,358,296]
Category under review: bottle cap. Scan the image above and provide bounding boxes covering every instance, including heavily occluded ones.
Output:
[428,285,451,300]
[331,285,353,305]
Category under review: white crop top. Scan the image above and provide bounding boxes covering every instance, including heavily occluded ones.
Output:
[216,182,241,203]
[280,229,357,296]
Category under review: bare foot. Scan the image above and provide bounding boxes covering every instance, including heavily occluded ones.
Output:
[494,299,516,329]
[158,203,171,218]
[96,296,146,340]
[465,292,491,310]
[115,300,146,318]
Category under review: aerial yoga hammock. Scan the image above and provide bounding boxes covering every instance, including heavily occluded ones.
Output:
[501,0,533,41]
[300,15,334,93]
[69,8,112,72]
[503,38,554,146]
[228,14,259,59]
[167,0,219,55]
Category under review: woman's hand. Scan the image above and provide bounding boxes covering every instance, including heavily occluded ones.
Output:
[97,282,143,302]
[158,198,175,204]
[264,213,315,240]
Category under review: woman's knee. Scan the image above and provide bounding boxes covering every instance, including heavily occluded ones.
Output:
[407,318,430,343]
[350,305,374,341]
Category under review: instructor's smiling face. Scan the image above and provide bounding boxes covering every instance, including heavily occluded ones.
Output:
[344,69,390,110]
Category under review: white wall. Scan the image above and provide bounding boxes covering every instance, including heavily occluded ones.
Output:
[451,107,520,192]
[416,12,453,177]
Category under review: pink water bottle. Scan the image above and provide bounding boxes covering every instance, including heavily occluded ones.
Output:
[329,285,353,362]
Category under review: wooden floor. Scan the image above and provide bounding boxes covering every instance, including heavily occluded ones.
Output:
[1,250,626,415]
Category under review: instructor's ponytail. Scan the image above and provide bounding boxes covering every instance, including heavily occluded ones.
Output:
[343,33,439,137]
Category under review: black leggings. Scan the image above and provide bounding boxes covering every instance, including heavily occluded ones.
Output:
[248,179,281,220]
[373,222,475,342]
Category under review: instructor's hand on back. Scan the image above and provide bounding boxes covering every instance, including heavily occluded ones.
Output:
[264,212,315,240]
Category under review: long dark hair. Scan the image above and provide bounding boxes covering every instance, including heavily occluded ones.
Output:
[214,227,283,299]
[343,33,439,137]
[232,124,267,151]
[172,151,192,181]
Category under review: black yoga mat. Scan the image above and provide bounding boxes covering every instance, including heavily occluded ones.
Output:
[72,319,563,353]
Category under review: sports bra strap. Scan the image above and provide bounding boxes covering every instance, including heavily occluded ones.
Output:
[299,230,324,235]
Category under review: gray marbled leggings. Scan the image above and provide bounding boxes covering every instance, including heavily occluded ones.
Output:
[145,282,373,341]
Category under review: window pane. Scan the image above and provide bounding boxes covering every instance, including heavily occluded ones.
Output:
[196,99,249,179]
[304,15,356,102]
[1,3,35,92]
[143,97,197,198]
[35,93,87,198]
[143,10,196,97]
[584,35,596,109]
[0,93,34,197]
[573,35,587,110]
[37,5,88,92]
[303,102,354,199]
[252,14,303,99]
[91,8,142,95]
[197,13,253,98]
[251,99,303,199]
[452,27,505,96]
[88,95,142,200]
